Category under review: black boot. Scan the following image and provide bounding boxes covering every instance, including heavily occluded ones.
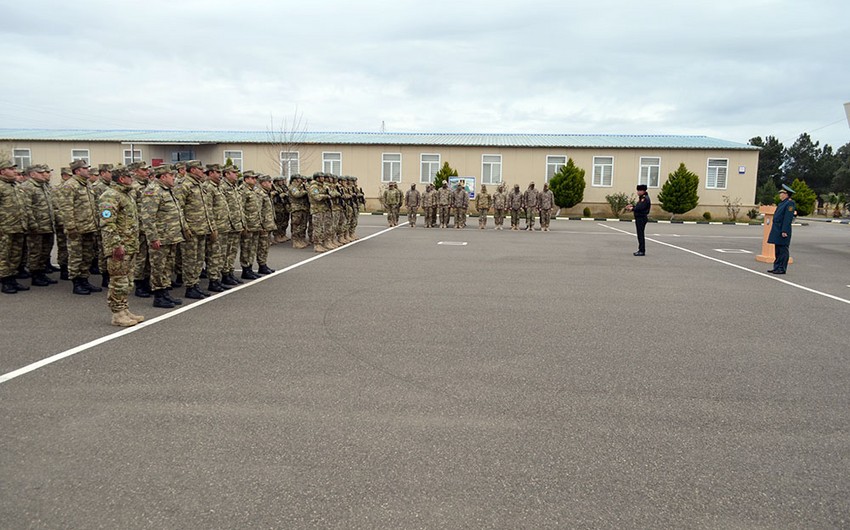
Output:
[82,278,102,293]
[227,272,243,285]
[2,277,17,294]
[221,272,240,286]
[134,279,151,298]
[72,277,91,295]
[16,267,30,279]
[31,271,51,287]
[101,271,110,288]
[207,280,225,293]
[172,274,183,288]
[153,289,176,308]
[257,264,275,275]
[185,284,207,299]
[241,267,260,280]
[59,265,69,281]
[163,289,183,305]
[89,263,101,276]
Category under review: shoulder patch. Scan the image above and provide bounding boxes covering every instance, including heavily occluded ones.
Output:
[312,188,319,194]
[101,209,113,219]
[788,206,793,212]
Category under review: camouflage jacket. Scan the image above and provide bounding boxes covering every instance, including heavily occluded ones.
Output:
[405,189,421,209]
[203,180,232,232]
[289,182,310,213]
[452,188,468,208]
[493,190,508,209]
[98,182,139,255]
[59,174,99,234]
[422,189,436,208]
[241,183,263,231]
[539,189,555,210]
[272,184,290,213]
[220,179,245,233]
[522,188,540,209]
[20,179,55,234]
[141,180,186,245]
[176,174,214,235]
[382,187,403,206]
[475,191,492,212]
[308,181,330,213]
[91,178,112,199]
[328,184,343,212]
[507,190,523,210]
[0,176,29,234]
[259,188,277,231]
[436,187,452,206]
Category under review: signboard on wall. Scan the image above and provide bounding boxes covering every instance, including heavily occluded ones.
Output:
[448,176,476,199]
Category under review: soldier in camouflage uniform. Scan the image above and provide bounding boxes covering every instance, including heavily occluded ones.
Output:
[239,171,263,279]
[421,183,436,228]
[539,183,555,231]
[437,181,452,228]
[141,165,186,309]
[452,183,468,229]
[220,165,245,286]
[288,174,310,248]
[522,182,541,231]
[203,164,232,292]
[492,184,507,230]
[90,164,114,286]
[308,172,331,252]
[1,160,31,294]
[382,181,403,227]
[475,184,492,229]
[350,177,365,240]
[55,167,72,279]
[271,176,290,244]
[507,184,523,231]
[404,183,421,228]
[128,162,153,297]
[99,167,144,326]
[326,175,344,248]
[176,160,216,299]
[20,165,58,287]
[172,162,187,286]
[256,175,277,274]
[60,159,103,294]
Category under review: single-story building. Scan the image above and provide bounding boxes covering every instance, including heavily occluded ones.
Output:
[0,129,759,218]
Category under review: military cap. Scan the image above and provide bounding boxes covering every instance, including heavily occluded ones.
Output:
[25,164,43,173]
[205,163,222,172]
[153,165,174,177]
[312,171,323,178]
[111,167,130,179]
[60,167,71,175]
[98,163,114,172]
[257,174,272,182]
[636,184,648,191]
[127,161,149,170]
[184,160,203,170]
[69,159,90,170]
[222,164,239,173]
[289,174,302,183]
[780,184,795,195]
[39,164,53,172]
[174,162,187,170]
[0,159,16,169]
[273,175,286,181]
[242,170,258,179]
[303,174,312,181]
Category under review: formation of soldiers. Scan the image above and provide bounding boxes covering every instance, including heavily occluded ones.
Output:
[0,157,364,325]
[395,181,556,231]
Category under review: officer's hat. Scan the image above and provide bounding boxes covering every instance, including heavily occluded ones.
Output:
[205,163,222,173]
[636,184,648,191]
[69,159,89,171]
[153,165,173,177]
[780,184,795,195]
[257,174,272,182]
[185,160,203,170]
[0,159,16,169]
[98,163,114,172]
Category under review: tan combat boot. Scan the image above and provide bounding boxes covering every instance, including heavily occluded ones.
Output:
[124,308,145,323]
[314,243,327,253]
[325,238,338,249]
[111,310,138,327]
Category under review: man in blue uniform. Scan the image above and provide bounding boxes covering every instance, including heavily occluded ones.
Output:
[626,184,651,256]
[767,184,796,274]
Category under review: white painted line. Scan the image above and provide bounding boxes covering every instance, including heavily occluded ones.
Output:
[714,249,752,254]
[599,223,850,306]
[437,241,468,246]
[0,225,401,385]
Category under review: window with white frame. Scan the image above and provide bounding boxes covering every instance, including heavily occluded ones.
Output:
[546,155,567,182]
[123,149,142,166]
[13,148,31,169]
[706,158,728,189]
[382,153,401,182]
[639,157,661,188]
[592,156,614,187]
[323,152,342,175]
[482,154,502,184]
[280,151,299,177]
[223,150,243,170]
[71,149,90,164]
[420,153,440,183]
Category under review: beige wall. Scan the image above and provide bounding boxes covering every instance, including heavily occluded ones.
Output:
[1,140,759,217]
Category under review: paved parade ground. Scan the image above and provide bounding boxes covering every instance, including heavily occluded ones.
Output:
[2,216,849,528]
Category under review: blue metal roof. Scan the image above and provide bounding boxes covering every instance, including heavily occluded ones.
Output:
[0,128,758,150]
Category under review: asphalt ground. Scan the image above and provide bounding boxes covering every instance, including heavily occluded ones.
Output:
[1,216,849,529]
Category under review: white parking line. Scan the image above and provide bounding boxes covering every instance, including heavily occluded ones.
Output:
[599,223,850,306]
[0,225,400,385]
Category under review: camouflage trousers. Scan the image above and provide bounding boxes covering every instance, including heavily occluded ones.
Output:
[494,209,506,227]
[68,231,97,279]
[336,209,347,236]
[453,208,466,228]
[0,232,26,277]
[222,231,240,275]
[478,211,488,228]
[387,205,401,226]
[94,233,106,272]
[205,233,223,279]
[329,210,341,237]
[55,224,68,266]
[424,207,437,227]
[438,206,451,227]
[407,208,418,226]
[310,211,326,245]
[510,209,521,228]
[306,213,313,243]
[149,243,178,291]
[349,207,359,234]
[274,210,289,241]
[107,253,135,312]
[525,209,536,228]
[240,231,260,268]
[256,231,271,266]
[134,233,150,280]
[291,210,308,242]
[181,234,207,288]
[539,209,551,228]
[26,232,54,272]
[345,206,355,233]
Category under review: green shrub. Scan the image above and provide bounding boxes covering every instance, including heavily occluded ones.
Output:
[582,207,592,217]
[703,211,712,220]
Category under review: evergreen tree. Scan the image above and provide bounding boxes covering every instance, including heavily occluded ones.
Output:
[548,158,585,208]
[657,163,699,219]
[785,179,817,217]
[831,142,850,195]
[755,179,778,205]
[433,161,457,190]
[783,133,836,195]
[748,135,784,197]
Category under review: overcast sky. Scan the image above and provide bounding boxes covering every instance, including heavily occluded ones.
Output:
[2,0,848,149]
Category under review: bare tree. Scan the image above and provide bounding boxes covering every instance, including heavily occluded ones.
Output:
[264,108,317,178]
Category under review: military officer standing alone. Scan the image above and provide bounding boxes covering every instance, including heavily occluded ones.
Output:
[98,167,144,327]
[405,183,421,228]
[625,184,651,256]
[767,184,796,274]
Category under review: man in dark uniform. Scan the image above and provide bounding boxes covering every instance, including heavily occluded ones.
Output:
[767,184,796,274]
[626,184,651,256]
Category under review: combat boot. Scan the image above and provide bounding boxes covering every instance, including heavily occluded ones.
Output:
[207,279,226,292]
[221,273,240,286]
[80,278,102,292]
[224,272,243,285]
[17,266,30,279]
[153,290,176,308]
[314,243,327,253]
[2,277,18,294]
[257,264,275,275]
[31,271,51,287]
[134,279,151,298]
[111,310,137,327]
[292,238,308,249]
[124,308,145,323]
[241,267,260,280]
[184,285,206,299]
[59,264,69,281]
[72,277,91,295]
[163,289,183,305]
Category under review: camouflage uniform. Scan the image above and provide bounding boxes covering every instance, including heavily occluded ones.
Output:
[60,161,102,293]
[492,184,508,230]
[256,175,277,273]
[350,178,365,240]
[437,183,452,228]
[140,168,186,306]
[54,169,72,276]
[421,184,436,228]
[176,161,215,298]
[20,167,57,286]
[522,183,541,231]
[130,164,153,295]
[220,166,245,285]
[239,172,263,277]
[340,178,354,243]
[99,172,143,326]
[452,186,469,229]
[91,165,114,280]
[202,165,231,292]
[288,175,310,249]
[382,182,403,227]
[308,174,331,252]
[327,177,344,247]
[271,177,290,243]
[475,185,492,229]
[539,184,555,231]
[0,161,30,293]
[404,184,421,227]
[507,185,523,230]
